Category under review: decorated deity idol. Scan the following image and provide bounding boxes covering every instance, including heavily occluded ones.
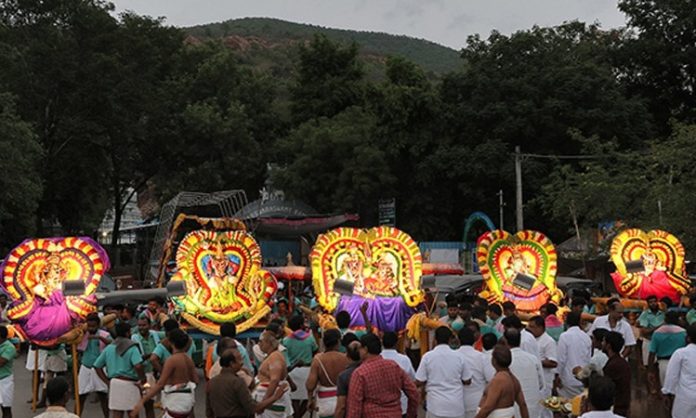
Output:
[477,230,562,313]
[1,237,109,345]
[311,227,423,332]
[610,229,689,302]
[170,229,277,334]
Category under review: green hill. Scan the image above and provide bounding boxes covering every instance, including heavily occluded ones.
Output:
[185,17,463,77]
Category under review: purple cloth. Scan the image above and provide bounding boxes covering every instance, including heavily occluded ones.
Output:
[336,295,416,332]
[17,290,76,341]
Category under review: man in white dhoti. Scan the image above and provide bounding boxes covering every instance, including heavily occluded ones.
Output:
[661,324,696,418]
[77,313,111,418]
[94,322,146,418]
[130,329,199,418]
[505,329,544,418]
[457,327,491,418]
[255,331,294,418]
[556,311,592,399]
[527,316,557,418]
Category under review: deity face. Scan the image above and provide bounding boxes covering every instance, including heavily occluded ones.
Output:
[642,253,657,274]
[346,256,362,276]
[510,253,527,273]
[211,254,229,278]
[377,259,394,280]
[40,256,64,292]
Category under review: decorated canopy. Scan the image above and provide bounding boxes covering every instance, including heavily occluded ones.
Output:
[610,229,689,302]
[310,227,423,331]
[170,229,278,334]
[1,237,109,346]
[477,230,562,312]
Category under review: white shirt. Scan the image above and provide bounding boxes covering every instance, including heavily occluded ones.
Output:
[662,344,696,398]
[536,332,558,389]
[522,328,541,360]
[578,411,625,418]
[557,326,592,389]
[588,315,636,347]
[510,347,545,417]
[382,348,416,415]
[415,344,472,417]
[457,345,489,413]
[482,349,496,382]
[590,348,609,371]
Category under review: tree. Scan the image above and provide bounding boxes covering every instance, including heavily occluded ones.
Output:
[439,22,655,234]
[0,93,43,252]
[272,107,395,223]
[617,0,696,128]
[151,42,278,202]
[290,34,365,124]
[0,1,186,245]
[538,125,696,253]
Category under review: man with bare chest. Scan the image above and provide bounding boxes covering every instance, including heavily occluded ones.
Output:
[306,329,349,418]
[130,329,199,418]
[254,331,293,417]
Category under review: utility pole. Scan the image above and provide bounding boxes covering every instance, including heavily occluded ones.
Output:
[515,146,523,231]
[497,189,504,230]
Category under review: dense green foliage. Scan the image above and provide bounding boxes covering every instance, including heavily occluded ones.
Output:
[1,0,696,257]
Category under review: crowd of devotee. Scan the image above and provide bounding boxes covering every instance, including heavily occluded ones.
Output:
[1,290,696,418]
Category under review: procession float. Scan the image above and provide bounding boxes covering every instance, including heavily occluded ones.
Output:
[165,215,278,335]
[1,237,110,346]
[310,226,425,332]
[600,228,690,310]
[476,229,563,313]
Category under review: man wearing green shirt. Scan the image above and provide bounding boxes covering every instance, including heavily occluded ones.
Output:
[77,313,111,418]
[94,322,145,418]
[150,319,194,375]
[283,314,318,418]
[648,311,686,387]
[638,295,665,367]
[131,317,163,418]
[0,326,16,418]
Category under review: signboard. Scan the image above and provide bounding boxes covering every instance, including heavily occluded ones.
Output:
[378,198,396,226]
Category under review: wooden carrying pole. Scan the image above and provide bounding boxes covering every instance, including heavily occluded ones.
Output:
[72,343,80,414]
[32,348,39,411]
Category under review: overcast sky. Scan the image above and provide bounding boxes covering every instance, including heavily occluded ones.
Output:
[111,0,627,50]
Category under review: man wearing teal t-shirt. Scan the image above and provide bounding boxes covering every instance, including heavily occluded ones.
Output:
[638,295,665,367]
[649,311,686,387]
[151,319,194,375]
[0,326,17,417]
[283,315,318,418]
[131,317,163,418]
[77,314,111,418]
[94,323,145,418]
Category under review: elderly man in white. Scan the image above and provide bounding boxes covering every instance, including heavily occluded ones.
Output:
[556,311,592,399]
[588,298,636,358]
[527,316,557,418]
[457,327,491,418]
[662,324,696,418]
[505,328,545,418]
[416,326,472,418]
